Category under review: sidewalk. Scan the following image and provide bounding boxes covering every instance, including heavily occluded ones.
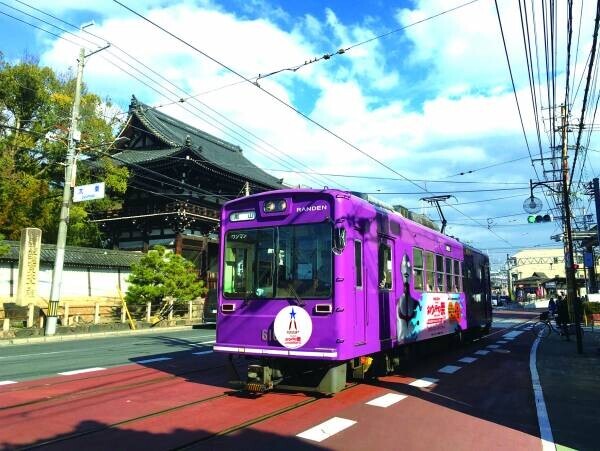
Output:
[536,327,600,451]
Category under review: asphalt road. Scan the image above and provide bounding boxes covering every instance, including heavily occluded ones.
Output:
[0,328,216,382]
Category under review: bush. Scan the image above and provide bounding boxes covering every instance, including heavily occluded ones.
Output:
[125,246,207,306]
[582,301,600,315]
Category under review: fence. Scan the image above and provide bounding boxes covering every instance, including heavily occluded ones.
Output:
[1,298,206,333]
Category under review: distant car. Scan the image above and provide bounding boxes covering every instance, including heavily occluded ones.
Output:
[499,295,510,305]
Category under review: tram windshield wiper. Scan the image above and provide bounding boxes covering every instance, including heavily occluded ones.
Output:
[287,283,305,307]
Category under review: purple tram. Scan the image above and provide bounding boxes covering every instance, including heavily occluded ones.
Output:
[214,189,491,394]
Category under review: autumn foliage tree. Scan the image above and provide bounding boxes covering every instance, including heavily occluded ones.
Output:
[0,53,128,246]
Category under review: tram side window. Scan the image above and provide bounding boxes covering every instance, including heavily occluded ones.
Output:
[453,259,462,292]
[355,240,363,288]
[435,254,444,292]
[445,257,452,292]
[378,243,392,290]
[412,248,424,291]
[425,251,434,291]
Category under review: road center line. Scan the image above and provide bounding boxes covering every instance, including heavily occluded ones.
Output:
[409,377,439,388]
[134,357,172,364]
[0,380,17,386]
[296,417,356,442]
[58,367,106,376]
[366,393,407,408]
[0,350,80,359]
[458,357,477,363]
[192,351,213,355]
[438,365,461,374]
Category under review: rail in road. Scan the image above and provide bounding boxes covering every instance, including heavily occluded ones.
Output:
[0,312,543,450]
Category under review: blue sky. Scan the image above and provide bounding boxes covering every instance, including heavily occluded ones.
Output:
[1,0,599,270]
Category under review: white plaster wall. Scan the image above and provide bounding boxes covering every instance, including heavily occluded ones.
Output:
[0,263,132,299]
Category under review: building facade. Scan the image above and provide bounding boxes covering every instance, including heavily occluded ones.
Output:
[94,96,286,289]
[507,247,598,299]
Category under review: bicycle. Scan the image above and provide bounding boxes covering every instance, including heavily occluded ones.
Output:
[531,311,584,339]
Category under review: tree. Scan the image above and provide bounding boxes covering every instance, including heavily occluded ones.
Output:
[125,246,207,306]
[0,233,8,256]
[0,54,128,246]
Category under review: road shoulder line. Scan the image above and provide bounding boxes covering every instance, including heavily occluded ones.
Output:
[530,337,555,451]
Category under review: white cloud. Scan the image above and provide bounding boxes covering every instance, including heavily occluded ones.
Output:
[26,0,596,259]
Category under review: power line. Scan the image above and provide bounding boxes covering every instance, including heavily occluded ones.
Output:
[113,0,516,249]
[1,1,342,190]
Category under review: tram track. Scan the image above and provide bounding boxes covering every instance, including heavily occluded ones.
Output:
[0,361,231,411]
[16,380,358,451]
[19,391,233,450]
[174,382,359,450]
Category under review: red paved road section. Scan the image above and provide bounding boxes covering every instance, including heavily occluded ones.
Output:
[0,361,229,448]
[44,392,314,451]
[0,353,223,409]
[0,315,543,450]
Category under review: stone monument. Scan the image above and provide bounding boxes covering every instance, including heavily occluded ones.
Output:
[16,228,42,306]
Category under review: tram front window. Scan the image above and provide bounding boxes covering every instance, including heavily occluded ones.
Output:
[223,223,332,299]
[276,223,332,299]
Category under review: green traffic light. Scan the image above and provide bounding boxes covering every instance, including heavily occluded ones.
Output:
[527,214,553,223]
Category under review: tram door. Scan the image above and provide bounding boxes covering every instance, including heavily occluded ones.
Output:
[353,240,366,345]
[378,239,394,342]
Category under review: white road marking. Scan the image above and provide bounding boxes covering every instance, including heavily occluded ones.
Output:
[198,340,216,344]
[366,393,407,408]
[192,351,213,355]
[493,349,510,354]
[438,365,461,374]
[458,357,477,364]
[0,380,17,386]
[58,367,106,376]
[409,377,439,388]
[135,357,172,364]
[530,337,555,450]
[474,350,490,356]
[0,350,80,359]
[296,417,357,442]
[497,340,509,344]
[503,331,523,339]
[486,344,500,349]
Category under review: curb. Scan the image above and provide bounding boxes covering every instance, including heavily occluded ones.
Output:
[0,325,201,346]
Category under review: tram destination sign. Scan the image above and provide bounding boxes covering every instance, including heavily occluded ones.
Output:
[73,182,105,202]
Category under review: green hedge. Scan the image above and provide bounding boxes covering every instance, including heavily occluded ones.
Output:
[582,302,600,314]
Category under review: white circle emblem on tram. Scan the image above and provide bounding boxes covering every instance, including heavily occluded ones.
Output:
[273,306,313,349]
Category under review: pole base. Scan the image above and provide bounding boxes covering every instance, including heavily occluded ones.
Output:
[45,316,58,336]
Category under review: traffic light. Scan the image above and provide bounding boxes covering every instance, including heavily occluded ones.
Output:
[527,214,553,223]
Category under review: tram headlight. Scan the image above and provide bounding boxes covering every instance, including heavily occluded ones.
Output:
[263,199,287,213]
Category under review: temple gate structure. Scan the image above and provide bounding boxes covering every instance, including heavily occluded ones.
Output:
[94,96,285,290]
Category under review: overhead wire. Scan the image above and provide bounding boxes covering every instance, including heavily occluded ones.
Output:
[113,0,517,248]
[569,0,600,190]
[1,2,347,191]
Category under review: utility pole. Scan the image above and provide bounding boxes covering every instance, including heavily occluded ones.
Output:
[45,41,108,335]
[593,178,600,292]
[45,48,85,336]
[506,254,513,299]
[560,104,583,354]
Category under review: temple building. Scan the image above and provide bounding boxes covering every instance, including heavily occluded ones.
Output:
[95,96,285,289]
